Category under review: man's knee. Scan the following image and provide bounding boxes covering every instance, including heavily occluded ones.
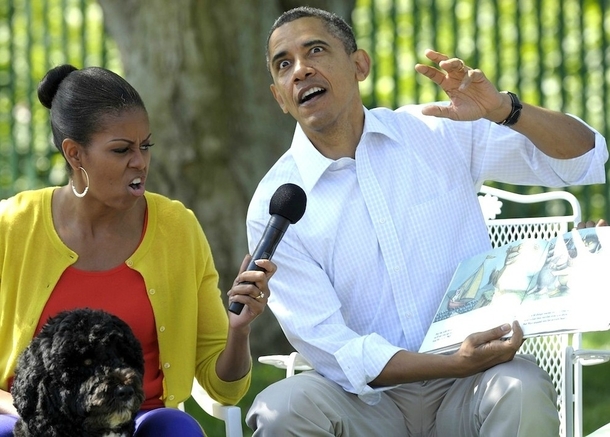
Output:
[496,355,556,399]
[247,373,333,434]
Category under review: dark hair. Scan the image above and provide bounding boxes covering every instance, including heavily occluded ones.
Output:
[37,65,146,171]
[266,7,357,70]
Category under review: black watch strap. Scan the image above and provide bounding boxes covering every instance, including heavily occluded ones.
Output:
[496,91,522,126]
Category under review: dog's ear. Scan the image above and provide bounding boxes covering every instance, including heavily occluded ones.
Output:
[12,340,44,421]
[110,318,145,374]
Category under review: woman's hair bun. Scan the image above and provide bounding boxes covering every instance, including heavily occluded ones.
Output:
[37,64,78,109]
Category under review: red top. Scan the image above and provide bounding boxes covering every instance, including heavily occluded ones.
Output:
[35,215,164,410]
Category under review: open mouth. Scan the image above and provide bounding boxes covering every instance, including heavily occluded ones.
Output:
[128,177,145,195]
[129,177,142,189]
[300,87,326,104]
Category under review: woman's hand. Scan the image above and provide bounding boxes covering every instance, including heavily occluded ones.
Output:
[0,389,17,415]
[216,255,277,382]
[226,255,276,329]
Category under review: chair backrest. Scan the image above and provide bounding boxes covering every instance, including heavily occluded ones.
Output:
[478,184,581,437]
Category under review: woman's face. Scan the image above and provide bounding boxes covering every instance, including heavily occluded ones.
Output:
[78,108,153,210]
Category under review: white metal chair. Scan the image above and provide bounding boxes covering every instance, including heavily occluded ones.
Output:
[179,379,244,437]
[478,185,610,437]
[259,184,610,437]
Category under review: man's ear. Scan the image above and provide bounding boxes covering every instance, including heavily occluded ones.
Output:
[61,138,83,171]
[270,84,289,114]
[353,49,371,82]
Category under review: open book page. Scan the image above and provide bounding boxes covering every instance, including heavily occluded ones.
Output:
[419,227,610,354]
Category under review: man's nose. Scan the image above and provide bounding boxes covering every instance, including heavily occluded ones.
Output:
[293,58,314,81]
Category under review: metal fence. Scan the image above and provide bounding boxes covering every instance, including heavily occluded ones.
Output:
[0,0,119,198]
[1,0,609,219]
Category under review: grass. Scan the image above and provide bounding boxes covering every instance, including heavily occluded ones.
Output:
[188,332,610,437]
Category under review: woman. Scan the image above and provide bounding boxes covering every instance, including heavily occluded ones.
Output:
[0,65,272,436]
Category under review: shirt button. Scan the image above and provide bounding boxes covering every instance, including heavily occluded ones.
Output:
[168,395,175,401]
[379,218,386,224]
[126,260,133,267]
[159,326,166,332]
[164,363,171,369]
[149,289,156,295]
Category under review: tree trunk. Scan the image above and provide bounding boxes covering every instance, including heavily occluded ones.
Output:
[97,0,355,357]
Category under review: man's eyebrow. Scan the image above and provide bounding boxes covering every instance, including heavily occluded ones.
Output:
[270,39,331,67]
[271,50,288,67]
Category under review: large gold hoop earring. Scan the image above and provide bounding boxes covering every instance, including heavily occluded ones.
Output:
[70,166,90,198]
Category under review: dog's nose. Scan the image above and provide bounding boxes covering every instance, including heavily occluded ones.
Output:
[115,385,135,399]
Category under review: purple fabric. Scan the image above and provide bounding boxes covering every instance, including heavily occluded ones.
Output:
[0,414,17,437]
[0,409,204,437]
[135,408,205,436]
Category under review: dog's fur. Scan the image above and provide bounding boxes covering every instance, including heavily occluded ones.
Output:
[12,308,145,437]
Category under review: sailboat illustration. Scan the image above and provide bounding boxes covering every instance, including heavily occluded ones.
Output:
[448,255,495,310]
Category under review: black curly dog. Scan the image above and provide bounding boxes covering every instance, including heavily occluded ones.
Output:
[12,308,145,437]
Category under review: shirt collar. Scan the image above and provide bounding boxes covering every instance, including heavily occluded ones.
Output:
[291,106,401,193]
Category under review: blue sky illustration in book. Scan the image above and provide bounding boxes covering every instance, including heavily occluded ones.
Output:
[419,227,610,354]
[433,227,604,323]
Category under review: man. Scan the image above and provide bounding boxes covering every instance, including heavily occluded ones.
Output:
[246,6,608,436]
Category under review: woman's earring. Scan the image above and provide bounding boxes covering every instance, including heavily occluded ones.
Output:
[70,166,90,198]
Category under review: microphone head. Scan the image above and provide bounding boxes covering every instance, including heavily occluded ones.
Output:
[269,183,307,224]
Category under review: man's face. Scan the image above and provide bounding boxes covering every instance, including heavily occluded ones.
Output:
[267,17,369,134]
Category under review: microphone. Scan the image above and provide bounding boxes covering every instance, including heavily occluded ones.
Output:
[228,183,307,315]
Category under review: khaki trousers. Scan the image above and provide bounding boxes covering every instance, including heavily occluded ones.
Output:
[246,355,559,437]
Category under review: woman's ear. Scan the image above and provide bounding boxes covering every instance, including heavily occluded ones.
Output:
[61,138,82,171]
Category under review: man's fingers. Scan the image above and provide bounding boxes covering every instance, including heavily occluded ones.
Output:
[424,48,448,63]
[414,64,443,84]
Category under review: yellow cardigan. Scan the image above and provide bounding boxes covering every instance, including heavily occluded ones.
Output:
[0,188,250,407]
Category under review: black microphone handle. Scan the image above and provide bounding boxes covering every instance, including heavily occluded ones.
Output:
[228,215,290,314]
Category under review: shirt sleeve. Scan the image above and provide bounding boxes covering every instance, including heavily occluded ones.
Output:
[470,114,608,187]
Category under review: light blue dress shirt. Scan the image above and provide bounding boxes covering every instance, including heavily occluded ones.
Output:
[246,104,608,404]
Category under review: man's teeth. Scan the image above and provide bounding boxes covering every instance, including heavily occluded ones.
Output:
[131,178,141,185]
[302,87,323,100]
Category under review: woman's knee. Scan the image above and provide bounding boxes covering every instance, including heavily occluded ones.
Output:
[0,414,17,437]
[134,408,205,437]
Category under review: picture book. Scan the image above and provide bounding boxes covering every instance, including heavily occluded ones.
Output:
[419,227,610,354]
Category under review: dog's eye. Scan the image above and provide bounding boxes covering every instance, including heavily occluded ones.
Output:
[83,358,93,366]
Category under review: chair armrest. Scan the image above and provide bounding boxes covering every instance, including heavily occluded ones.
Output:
[258,351,313,377]
[182,379,244,437]
[572,349,610,366]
